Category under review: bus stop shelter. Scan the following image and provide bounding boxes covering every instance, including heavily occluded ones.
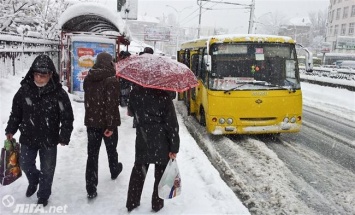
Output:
[58,2,131,99]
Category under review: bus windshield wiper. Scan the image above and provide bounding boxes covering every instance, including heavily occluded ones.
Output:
[223,81,280,94]
[223,82,250,93]
[284,79,297,93]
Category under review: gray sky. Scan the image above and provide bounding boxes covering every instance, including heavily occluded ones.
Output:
[141,0,329,33]
[102,0,330,33]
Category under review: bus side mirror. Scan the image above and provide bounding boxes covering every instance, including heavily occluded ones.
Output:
[297,44,313,73]
[203,55,211,71]
[305,53,313,73]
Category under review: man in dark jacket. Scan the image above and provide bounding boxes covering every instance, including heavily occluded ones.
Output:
[126,85,180,212]
[83,52,123,199]
[5,54,74,207]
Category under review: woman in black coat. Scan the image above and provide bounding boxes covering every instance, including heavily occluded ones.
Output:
[126,85,180,212]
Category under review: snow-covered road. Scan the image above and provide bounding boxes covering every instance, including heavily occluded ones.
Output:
[175,81,355,214]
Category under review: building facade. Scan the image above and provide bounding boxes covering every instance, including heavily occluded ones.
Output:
[326,0,355,53]
[278,17,311,47]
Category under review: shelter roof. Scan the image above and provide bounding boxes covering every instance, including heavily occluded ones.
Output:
[58,2,131,41]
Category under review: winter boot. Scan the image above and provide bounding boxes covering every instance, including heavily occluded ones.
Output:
[152,198,164,212]
[127,202,140,212]
[37,198,48,207]
[111,162,123,180]
[87,191,97,199]
[26,184,38,197]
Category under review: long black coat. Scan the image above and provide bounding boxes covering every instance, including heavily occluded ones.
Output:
[5,55,74,148]
[128,86,180,165]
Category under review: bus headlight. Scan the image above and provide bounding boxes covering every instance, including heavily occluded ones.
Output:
[226,118,233,124]
[283,117,289,123]
[219,118,225,124]
[290,117,296,123]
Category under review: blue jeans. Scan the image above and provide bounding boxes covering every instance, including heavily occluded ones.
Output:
[20,145,57,200]
[86,127,119,194]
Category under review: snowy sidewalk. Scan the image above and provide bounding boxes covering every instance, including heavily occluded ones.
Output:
[0,72,249,214]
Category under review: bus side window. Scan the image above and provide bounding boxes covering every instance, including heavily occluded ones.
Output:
[191,55,199,75]
[197,50,203,79]
[184,49,190,67]
[200,49,208,84]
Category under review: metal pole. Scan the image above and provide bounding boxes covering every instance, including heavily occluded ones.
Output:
[248,0,255,34]
[166,5,179,54]
[294,24,297,41]
[197,0,202,38]
[166,5,192,53]
[176,15,179,55]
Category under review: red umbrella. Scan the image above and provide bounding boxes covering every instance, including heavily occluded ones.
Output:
[116,54,198,92]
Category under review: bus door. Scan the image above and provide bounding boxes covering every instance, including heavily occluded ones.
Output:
[195,48,208,123]
[188,52,199,115]
[183,49,191,104]
[177,50,185,101]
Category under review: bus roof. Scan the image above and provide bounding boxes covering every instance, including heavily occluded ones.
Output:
[180,34,295,49]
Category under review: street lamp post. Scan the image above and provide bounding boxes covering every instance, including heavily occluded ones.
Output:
[252,12,272,34]
[166,5,192,55]
[293,23,297,41]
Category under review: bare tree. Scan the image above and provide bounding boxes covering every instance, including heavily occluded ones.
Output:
[0,0,37,32]
[33,0,70,39]
[254,11,288,35]
[308,9,327,40]
[305,9,327,54]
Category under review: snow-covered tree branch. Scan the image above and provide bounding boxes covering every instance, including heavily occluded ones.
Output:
[0,0,70,39]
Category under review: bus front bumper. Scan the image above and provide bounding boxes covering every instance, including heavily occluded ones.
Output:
[211,122,301,135]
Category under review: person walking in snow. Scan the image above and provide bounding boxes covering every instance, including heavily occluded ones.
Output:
[125,84,180,212]
[5,54,74,207]
[129,47,175,129]
[83,52,123,199]
[118,50,132,107]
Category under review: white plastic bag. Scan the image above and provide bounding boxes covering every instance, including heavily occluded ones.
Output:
[158,159,181,199]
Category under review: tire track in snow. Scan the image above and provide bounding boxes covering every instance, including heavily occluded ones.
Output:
[176,102,317,214]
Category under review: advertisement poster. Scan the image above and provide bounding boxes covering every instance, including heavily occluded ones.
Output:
[71,40,115,101]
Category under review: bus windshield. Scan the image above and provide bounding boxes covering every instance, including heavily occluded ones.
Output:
[209,43,300,90]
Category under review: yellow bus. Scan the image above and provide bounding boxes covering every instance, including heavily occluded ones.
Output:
[177,34,313,135]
